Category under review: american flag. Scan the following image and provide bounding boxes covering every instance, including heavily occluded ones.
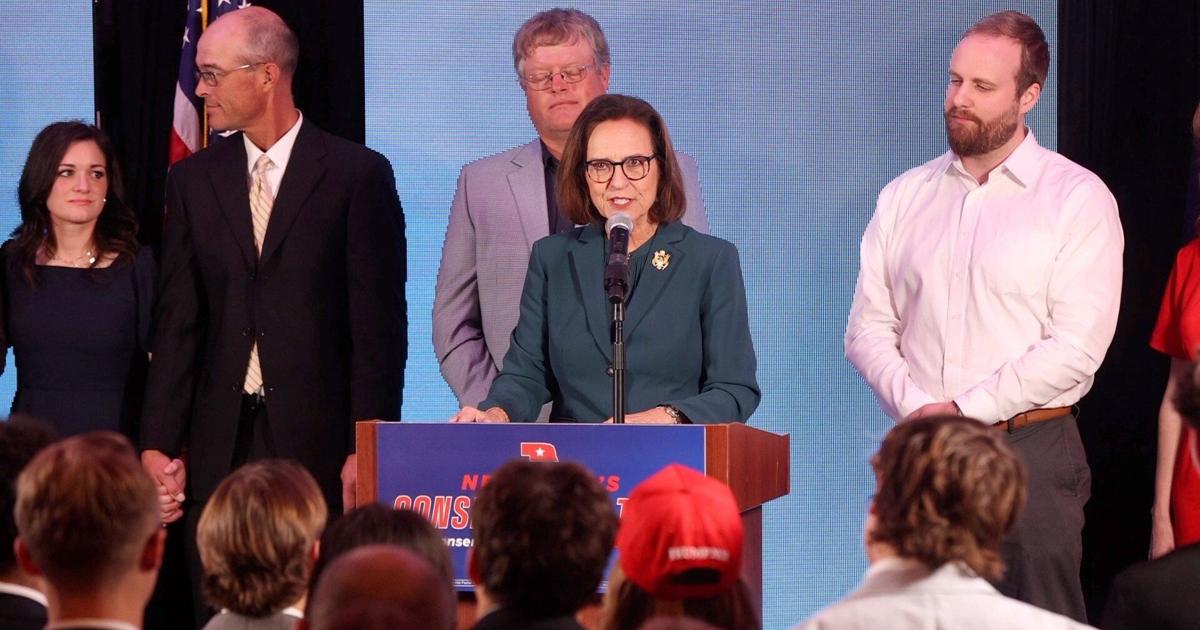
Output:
[169,0,252,167]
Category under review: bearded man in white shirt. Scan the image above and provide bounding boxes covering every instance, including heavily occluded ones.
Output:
[844,10,1123,623]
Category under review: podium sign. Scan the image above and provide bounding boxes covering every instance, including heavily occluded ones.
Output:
[366,423,707,590]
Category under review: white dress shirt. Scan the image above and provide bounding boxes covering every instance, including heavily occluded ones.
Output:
[0,580,47,606]
[845,131,1123,422]
[797,558,1096,629]
[243,110,303,199]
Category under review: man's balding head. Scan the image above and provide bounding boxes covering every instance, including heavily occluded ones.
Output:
[205,7,299,77]
[302,545,455,630]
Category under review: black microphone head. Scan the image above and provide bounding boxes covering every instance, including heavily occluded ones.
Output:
[605,213,634,235]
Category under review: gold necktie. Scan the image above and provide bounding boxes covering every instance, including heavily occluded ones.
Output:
[243,154,274,394]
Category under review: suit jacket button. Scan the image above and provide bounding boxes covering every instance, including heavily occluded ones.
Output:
[606,365,614,376]
[248,272,256,281]
[241,327,251,337]
[267,386,276,393]
[258,330,266,337]
[230,384,239,392]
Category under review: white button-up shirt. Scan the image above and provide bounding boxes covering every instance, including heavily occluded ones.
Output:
[797,558,1097,629]
[845,131,1123,423]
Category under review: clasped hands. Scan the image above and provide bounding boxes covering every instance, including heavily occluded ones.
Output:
[450,405,678,424]
[903,401,961,422]
[141,449,186,524]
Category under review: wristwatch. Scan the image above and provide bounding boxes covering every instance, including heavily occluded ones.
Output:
[660,405,686,424]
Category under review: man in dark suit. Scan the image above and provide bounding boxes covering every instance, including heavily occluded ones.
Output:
[0,418,55,630]
[140,7,405,525]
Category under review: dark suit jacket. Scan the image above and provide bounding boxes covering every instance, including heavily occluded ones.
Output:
[481,221,759,422]
[1103,542,1200,630]
[0,591,46,630]
[141,120,406,502]
[472,608,584,630]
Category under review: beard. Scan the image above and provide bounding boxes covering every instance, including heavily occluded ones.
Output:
[944,100,1020,157]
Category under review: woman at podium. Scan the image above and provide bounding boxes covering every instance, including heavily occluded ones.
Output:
[452,95,759,424]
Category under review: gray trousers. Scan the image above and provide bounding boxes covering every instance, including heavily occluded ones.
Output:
[993,413,1091,624]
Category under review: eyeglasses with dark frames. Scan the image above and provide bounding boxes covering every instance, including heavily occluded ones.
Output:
[585,155,657,183]
[194,62,266,87]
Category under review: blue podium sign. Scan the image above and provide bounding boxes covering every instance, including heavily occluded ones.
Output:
[369,423,707,590]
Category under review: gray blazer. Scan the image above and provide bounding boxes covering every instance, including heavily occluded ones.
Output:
[433,138,710,409]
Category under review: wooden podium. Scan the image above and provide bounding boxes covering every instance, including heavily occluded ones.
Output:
[356,422,789,626]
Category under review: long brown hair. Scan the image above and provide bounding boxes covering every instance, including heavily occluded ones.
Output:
[12,121,140,286]
[601,567,760,630]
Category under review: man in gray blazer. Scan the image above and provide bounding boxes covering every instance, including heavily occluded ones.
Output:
[433,8,710,411]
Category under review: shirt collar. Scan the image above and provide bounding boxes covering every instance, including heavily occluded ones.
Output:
[244,110,304,178]
[47,619,139,630]
[937,127,1042,188]
[0,581,47,606]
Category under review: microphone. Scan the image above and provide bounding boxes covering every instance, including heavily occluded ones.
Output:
[604,213,633,304]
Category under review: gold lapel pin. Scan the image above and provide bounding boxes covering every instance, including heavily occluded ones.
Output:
[652,250,670,271]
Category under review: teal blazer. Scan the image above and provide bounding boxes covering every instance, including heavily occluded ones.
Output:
[481,221,759,423]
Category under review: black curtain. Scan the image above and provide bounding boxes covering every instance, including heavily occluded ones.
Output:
[93,0,365,251]
[1058,0,1200,621]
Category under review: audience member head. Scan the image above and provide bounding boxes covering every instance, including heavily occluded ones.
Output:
[868,415,1026,580]
[558,94,687,227]
[471,458,617,619]
[512,8,611,152]
[602,464,759,630]
[308,502,453,599]
[196,6,298,133]
[0,416,56,585]
[198,459,326,617]
[13,120,139,285]
[13,432,163,622]
[299,545,455,630]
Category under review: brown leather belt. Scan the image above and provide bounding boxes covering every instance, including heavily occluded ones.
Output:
[993,406,1072,433]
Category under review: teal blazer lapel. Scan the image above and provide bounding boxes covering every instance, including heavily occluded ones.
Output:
[624,221,687,337]
[568,223,613,362]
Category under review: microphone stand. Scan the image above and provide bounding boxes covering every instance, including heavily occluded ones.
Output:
[612,300,626,424]
[604,215,632,424]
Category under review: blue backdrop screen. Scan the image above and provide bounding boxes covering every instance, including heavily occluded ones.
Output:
[0,2,95,422]
[364,2,1057,627]
[0,2,1059,627]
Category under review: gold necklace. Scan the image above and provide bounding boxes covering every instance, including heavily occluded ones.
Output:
[50,249,97,268]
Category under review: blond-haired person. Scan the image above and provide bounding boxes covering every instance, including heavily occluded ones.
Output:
[198,460,326,630]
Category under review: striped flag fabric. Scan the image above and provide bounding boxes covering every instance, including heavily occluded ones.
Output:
[170,0,252,167]
[169,0,203,165]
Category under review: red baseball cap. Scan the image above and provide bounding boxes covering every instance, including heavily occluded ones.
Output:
[616,464,743,600]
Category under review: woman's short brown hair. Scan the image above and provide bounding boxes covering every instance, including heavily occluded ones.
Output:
[557,94,687,226]
[198,460,327,617]
[869,416,1026,581]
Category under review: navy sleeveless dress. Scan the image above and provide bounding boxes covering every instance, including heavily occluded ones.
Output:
[3,245,155,440]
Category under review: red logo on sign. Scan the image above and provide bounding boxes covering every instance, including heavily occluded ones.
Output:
[519,442,559,462]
